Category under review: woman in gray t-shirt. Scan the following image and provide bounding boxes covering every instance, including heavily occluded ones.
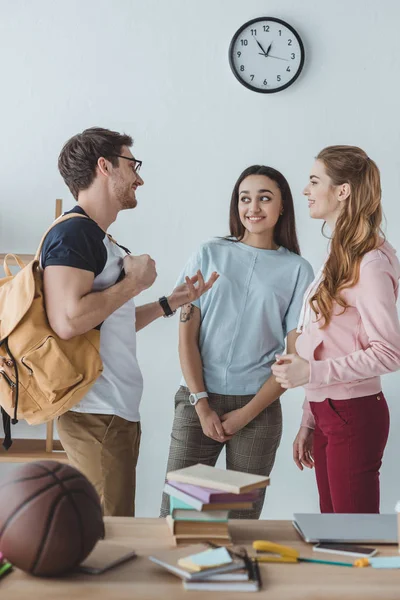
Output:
[160,165,313,519]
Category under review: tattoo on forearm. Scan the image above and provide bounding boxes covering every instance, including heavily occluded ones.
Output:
[180,303,195,323]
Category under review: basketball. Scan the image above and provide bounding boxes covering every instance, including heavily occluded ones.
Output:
[0,460,104,576]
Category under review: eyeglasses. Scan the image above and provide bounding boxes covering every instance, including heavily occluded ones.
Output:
[111,154,142,173]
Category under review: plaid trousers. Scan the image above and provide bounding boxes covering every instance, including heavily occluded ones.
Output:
[160,386,282,519]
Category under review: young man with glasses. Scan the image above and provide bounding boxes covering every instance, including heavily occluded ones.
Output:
[41,127,218,516]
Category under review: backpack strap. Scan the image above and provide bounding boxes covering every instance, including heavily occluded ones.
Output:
[34,213,89,261]
[3,254,26,276]
[0,337,19,450]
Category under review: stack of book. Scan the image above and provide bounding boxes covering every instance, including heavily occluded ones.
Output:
[164,463,270,546]
[149,543,262,592]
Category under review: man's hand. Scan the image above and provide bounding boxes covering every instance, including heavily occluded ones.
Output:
[123,254,157,293]
[220,408,249,436]
[293,426,314,470]
[271,354,310,389]
[196,403,231,442]
[168,270,219,312]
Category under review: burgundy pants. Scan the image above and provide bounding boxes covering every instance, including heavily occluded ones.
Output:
[310,393,390,514]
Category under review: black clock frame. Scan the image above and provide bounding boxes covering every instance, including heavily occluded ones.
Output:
[228,16,305,94]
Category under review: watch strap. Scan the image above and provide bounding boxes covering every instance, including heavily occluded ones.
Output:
[189,391,209,405]
[159,296,176,317]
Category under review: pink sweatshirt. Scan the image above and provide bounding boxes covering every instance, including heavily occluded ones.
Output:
[296,241,400,429]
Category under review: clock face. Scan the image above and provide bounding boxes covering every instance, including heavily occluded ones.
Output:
[229,17,305,93]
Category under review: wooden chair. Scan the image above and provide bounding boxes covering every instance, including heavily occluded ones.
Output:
[0,199,68,463]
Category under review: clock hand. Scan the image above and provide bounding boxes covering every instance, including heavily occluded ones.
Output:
[268,54,289,61]
[255,38,268,56]
[265,42,272,56]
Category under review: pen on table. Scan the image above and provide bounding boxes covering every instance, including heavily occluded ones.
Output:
[299,557,353,567]
[0,561,13,578]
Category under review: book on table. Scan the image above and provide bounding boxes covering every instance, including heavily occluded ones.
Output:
[183,573,260,592]
[170,496,230,521]
[149,544,245,580]
[202,570,249,581]
[183,576,260,592]
[183,550,262,592]
[166,514,229,537]
[164,482,255,512]
[178,546,232,571]
[167,480,259,502]
[149,543,260,592]
[167,463,270,494]
[171,536,232,546]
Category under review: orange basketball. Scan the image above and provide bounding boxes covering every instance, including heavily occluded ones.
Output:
[0,460,104,576]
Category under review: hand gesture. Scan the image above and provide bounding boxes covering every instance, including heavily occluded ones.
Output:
[123,254,157,292]
[168,270,219,311]
[271,354,310,389]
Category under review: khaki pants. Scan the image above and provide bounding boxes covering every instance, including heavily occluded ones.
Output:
[57,411,141,517]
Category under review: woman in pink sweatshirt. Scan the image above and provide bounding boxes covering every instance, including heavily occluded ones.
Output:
[272,145,400,513]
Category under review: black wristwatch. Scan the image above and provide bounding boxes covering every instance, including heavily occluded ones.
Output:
[159,296,176,318]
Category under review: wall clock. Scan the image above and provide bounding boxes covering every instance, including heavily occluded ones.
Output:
[229,17,305,93]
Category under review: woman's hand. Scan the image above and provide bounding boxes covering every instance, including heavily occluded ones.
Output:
[220,408,249,436]
[271,354,310,388]
[196,404,231,442]
[293,426,314,470]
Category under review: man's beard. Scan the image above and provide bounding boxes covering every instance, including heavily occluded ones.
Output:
[114,179,137,210]
[120,191,137,209]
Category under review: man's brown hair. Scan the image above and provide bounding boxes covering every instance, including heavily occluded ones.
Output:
[58,127,133,200]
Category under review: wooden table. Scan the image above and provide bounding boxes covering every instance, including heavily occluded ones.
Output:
[2,518,399,599]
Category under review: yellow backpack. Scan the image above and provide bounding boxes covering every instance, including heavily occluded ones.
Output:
[0,213,103,449]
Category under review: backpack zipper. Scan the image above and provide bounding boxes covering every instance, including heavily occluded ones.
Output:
[20,357,33,375]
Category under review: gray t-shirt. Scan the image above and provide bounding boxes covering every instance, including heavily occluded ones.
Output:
[177,238,314,395]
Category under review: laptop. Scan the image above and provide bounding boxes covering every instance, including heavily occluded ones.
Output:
[293,513,398,544]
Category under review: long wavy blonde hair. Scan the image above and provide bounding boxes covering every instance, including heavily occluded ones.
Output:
[310,145,383,327]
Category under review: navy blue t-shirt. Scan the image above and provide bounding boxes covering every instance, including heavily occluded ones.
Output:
[41,205,143,422]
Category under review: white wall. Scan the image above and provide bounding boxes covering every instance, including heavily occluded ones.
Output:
[1,0,400,517]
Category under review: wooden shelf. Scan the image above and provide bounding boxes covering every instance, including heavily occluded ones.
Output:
[0,439,68,463]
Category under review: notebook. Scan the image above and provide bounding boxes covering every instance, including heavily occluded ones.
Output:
[202,570,249,581]
[149,544,245,580]
[178,547,232,571]
[183,557,261,591]
[293,513,398,544]
[78,541,137,574]
[167,464,270,494]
